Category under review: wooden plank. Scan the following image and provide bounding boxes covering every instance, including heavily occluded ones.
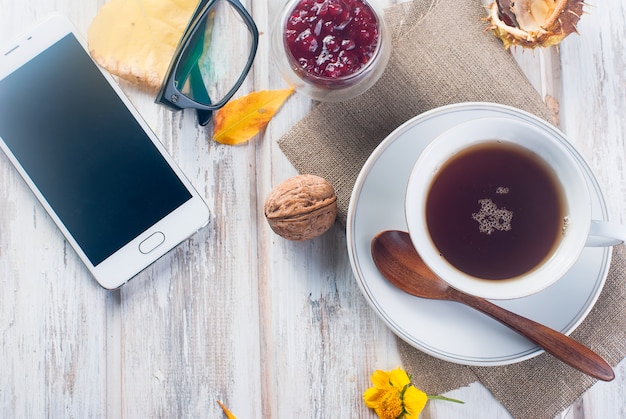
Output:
[556,2,626,416]
[0,2,109,417]
[0,0,624,417]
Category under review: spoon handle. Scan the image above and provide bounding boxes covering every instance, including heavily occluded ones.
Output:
[451,289,614,381]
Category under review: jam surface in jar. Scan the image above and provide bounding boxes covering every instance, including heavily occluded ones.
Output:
[284,0,380,80]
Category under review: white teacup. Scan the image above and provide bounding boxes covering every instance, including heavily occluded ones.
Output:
[405,116,625,300]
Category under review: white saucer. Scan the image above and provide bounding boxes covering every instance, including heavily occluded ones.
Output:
[346,102,612,366]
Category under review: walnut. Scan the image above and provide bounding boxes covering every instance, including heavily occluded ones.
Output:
[264,174,338,241]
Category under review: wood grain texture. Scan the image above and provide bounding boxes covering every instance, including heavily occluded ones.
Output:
[0,0,624,418]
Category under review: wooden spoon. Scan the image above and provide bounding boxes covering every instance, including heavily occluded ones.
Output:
[371,230,614,382]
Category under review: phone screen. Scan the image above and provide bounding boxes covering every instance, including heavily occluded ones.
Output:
[0,34,192,266]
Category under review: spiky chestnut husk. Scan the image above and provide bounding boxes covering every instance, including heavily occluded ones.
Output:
[485,0,585,49]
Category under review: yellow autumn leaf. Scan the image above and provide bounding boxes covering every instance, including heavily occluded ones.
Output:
[217,400,237,419]
[87,0,197,89]
[213,88,295,145]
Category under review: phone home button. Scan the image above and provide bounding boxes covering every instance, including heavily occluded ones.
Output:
[139,232,165,254]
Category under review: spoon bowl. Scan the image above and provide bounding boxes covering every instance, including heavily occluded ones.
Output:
[371,230,614,382]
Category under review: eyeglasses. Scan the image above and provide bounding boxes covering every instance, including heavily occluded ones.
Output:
[156,0,259,126]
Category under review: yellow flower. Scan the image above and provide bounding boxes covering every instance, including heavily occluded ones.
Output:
[363,368,427,419]
[363,367,463,419]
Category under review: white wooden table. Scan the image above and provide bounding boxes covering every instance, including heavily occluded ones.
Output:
[1,0,624,417]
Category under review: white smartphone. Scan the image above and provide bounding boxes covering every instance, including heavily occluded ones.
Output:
[0,14,210,289]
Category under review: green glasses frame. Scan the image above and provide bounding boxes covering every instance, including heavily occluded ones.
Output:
[155,0,259,126]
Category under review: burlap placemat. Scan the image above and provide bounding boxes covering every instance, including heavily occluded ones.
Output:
[277,0,626,417]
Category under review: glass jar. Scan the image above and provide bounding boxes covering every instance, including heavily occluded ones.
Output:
[271,0,391,102]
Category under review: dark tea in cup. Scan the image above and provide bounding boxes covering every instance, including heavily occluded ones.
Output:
[405,116,595,299]
[425,141,567,280]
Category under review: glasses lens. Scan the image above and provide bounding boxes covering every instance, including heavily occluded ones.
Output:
[174,0,255,107]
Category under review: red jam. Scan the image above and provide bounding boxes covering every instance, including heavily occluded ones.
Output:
[284,0,380,81]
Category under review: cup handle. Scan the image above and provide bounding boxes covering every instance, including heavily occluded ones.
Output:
[586,220,626,247]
